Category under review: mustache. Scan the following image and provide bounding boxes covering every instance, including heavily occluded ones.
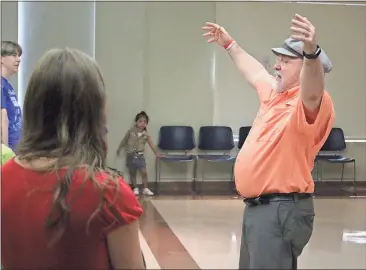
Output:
[275,72,282,78]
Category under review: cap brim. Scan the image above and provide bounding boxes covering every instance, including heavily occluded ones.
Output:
[272,47,332,73]
[271,47,299,58]
[319,51,332,73]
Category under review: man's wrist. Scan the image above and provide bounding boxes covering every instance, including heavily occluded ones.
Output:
[224,39,236,50]
[303,42,318,55]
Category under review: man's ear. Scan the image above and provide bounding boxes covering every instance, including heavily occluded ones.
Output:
[0,56,3,64]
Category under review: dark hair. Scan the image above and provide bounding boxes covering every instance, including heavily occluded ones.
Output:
[1,41,22,57]
[17,48,120,246]
[135,111,149,123]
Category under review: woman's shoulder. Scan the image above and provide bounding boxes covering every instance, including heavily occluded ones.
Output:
[93,170,143,232]
[93,170,134,194]
[68,168,139,209]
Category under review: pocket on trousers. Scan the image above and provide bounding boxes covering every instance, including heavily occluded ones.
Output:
[290,212,315,257]
[279,201,315,257]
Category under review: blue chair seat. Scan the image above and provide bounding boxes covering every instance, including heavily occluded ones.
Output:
[316,154,355,163]
[327,156,355,163]
[197,154,235,162]
[316,154,342,161]
[158,155,196,162]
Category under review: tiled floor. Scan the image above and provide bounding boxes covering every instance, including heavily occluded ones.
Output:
[139,196,366,269]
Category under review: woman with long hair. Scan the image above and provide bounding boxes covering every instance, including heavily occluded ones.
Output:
[1,48,145,269]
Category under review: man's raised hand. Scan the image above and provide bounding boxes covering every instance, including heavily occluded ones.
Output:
[290,14,317,54]
[201,22,233,48]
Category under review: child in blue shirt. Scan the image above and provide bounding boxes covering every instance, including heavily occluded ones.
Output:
[1,41,22,151]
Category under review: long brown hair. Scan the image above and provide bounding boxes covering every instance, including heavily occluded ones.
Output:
[17,48,120,246]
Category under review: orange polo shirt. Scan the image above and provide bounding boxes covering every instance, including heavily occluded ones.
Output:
[234,79,335,198]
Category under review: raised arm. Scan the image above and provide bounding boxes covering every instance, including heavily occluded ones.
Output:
[290,14,326,112]
[202,22,273,89]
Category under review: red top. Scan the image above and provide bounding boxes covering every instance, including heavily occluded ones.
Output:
[1,158,143,269]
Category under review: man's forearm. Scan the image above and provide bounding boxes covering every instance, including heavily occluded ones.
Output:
[1,123,9,145]
[1,109,9,145]
[300,57,325,111]
[228,43,271,88]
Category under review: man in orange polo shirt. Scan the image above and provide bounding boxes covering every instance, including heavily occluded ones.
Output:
[202,14,334,269]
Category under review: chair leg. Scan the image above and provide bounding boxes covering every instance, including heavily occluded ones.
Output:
[155,158,159,194]
[200,160,204,194]
[319,161,323,181]
[231,162,235,192]
[231,163,235,183]
[353,161,356,196]
[340,163,345,184]
[315,160,319,181]
[192,159,198,194]
[338,162,346,194]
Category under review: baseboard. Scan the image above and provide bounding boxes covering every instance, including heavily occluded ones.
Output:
[142,180,366,197]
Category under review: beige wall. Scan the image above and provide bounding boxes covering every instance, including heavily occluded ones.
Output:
[96,2,366,184]
[2,2,365,183]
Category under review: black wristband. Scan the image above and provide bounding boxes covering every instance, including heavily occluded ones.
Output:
[303,45,321,59]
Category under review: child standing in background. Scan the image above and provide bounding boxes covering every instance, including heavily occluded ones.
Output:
[117,111,162,196]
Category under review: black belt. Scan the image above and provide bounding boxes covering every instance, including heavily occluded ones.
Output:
[244,193,313,206]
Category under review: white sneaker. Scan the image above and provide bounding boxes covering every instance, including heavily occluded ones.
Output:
[142,188,154,196]
[133,188,140,196]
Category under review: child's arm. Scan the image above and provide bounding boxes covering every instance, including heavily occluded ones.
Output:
[116,131,130,156]
[1,143,15,165]
[147,136,162,157]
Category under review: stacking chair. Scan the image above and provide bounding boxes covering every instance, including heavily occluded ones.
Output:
[155,126,197,194]
[315,128,356,194]
[238,126,252,149]
[197,126,236,193]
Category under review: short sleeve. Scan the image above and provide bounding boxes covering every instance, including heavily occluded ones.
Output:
[99,174,143,235]
[292,91,335,151]
[253,77,275,104]
[1,85,7,109]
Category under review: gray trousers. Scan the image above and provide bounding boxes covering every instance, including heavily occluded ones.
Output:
[239,196,315,269]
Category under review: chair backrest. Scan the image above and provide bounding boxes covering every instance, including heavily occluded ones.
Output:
[320,127,346,151]
[238,126,252,149]
[198,126,234,151]
[158,126,195,151]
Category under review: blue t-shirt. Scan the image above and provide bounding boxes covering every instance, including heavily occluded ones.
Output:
[1,77,22,151]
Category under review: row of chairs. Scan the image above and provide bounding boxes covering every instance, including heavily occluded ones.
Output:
[154,126,356,194]
[155,126,238,194]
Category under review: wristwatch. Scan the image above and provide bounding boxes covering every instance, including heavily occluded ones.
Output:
[303,45,321,59]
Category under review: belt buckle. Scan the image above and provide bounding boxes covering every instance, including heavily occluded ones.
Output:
[245,197,269,206]
[257,197,270,205]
